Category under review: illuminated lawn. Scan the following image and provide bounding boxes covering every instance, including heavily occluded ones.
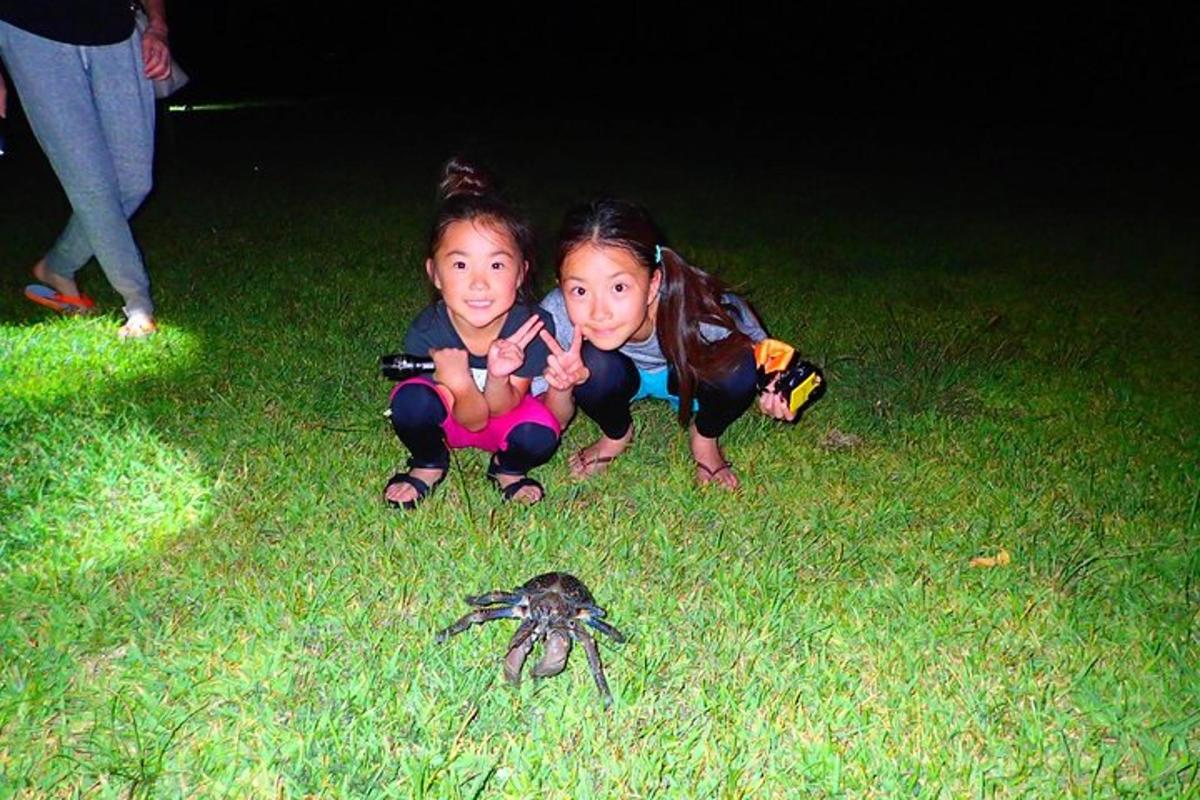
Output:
[1,112,1197,797]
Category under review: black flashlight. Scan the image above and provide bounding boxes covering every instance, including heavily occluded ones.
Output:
[380,353,437,381]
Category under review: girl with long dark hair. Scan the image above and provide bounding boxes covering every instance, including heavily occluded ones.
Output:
[538,199,799,491]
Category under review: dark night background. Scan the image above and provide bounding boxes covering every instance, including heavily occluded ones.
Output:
[161,4,1197,125]
[150,4,1196,205]
[163,5,1193,112]
[3,4,1196,213]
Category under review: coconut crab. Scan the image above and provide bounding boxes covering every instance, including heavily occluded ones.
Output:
[435,572,626,705]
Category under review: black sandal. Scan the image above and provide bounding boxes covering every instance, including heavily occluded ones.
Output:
[486,458,545,504]
[383,461,447,510]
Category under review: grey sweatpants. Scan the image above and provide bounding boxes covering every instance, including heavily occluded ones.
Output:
[0,20,155,317]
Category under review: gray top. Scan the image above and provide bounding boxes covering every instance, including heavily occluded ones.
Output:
[540,287,769,373]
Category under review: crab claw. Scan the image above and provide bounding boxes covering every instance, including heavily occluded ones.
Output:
[503,622,536,684]
[531,630,572,678]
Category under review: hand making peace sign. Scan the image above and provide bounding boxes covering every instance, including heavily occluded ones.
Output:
[539,326,591,391]
[486,314,545,379]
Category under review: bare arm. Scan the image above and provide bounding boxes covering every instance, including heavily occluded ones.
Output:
[432,349,489,432]
[542,386,577,429]
[484,315,545,417]
[447,381,489,432]
[484,373,528,417]
[142,0,169,34]
[539,328,589,429]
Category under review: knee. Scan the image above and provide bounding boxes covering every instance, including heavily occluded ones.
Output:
[503,422,560,466]
[695,351,758,433]
[120,180,152,216]
[389,381,446,429]
[724,349,760,400]
[578,345,637,401]
[706,349,758,402]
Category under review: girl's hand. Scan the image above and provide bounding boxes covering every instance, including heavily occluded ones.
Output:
[431,347,473,393]
[487,315,544,379]
[539,326,590,391]
[757,378,797,422]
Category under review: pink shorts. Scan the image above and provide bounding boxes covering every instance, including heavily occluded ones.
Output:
[390,377,561,453]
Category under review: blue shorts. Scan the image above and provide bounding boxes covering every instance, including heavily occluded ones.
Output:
[632,368,699,411]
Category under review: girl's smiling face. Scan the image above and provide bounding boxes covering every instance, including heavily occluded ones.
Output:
[427,218,527,337]
[559,243,662,350]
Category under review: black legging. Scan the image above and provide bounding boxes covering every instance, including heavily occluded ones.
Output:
[574,343,758,440]
[389,382,559,475]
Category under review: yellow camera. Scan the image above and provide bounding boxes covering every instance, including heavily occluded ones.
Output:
[753,339,826,418]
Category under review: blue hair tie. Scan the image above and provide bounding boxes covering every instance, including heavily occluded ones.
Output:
[654,245,664,265]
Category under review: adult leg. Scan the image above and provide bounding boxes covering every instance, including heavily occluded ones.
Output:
[92,32,157,335]
[569,344,639,477]
[0,25,156,322]
[386,380,450,507]
[63,29,156,331]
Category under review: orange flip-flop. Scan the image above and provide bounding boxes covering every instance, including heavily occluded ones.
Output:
[24,284,96,314]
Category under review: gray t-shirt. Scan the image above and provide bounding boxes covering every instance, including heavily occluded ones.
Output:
[539,287,768,373]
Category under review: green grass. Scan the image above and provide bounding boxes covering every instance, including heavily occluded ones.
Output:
[1,114,1197,797]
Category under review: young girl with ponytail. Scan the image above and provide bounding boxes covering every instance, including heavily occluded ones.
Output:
[383,158,559,508]
[538,199,800,490]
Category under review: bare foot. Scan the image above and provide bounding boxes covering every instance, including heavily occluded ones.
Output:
[493,473,544,504]
[568,426,634,478]
[385,466,446,506]
[32,258,80,297]
[690,425,739,490]
[118,312,158,339]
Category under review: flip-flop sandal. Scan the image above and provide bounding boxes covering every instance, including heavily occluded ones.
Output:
[383,462,447,510]
[696,461,735,481]
[24,284,96,314]
[487,458,545,504]
[570,449,617,477]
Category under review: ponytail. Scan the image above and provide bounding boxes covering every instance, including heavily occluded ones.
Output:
[656,247,752,426]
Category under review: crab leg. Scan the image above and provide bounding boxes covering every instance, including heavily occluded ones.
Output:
[503,620,536,684]
[530,629,572,678]
[435,605,517,643]
[581,603,607,618]
[574,626,614,706]
[465,591,522,607]
[585,618,626,644]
